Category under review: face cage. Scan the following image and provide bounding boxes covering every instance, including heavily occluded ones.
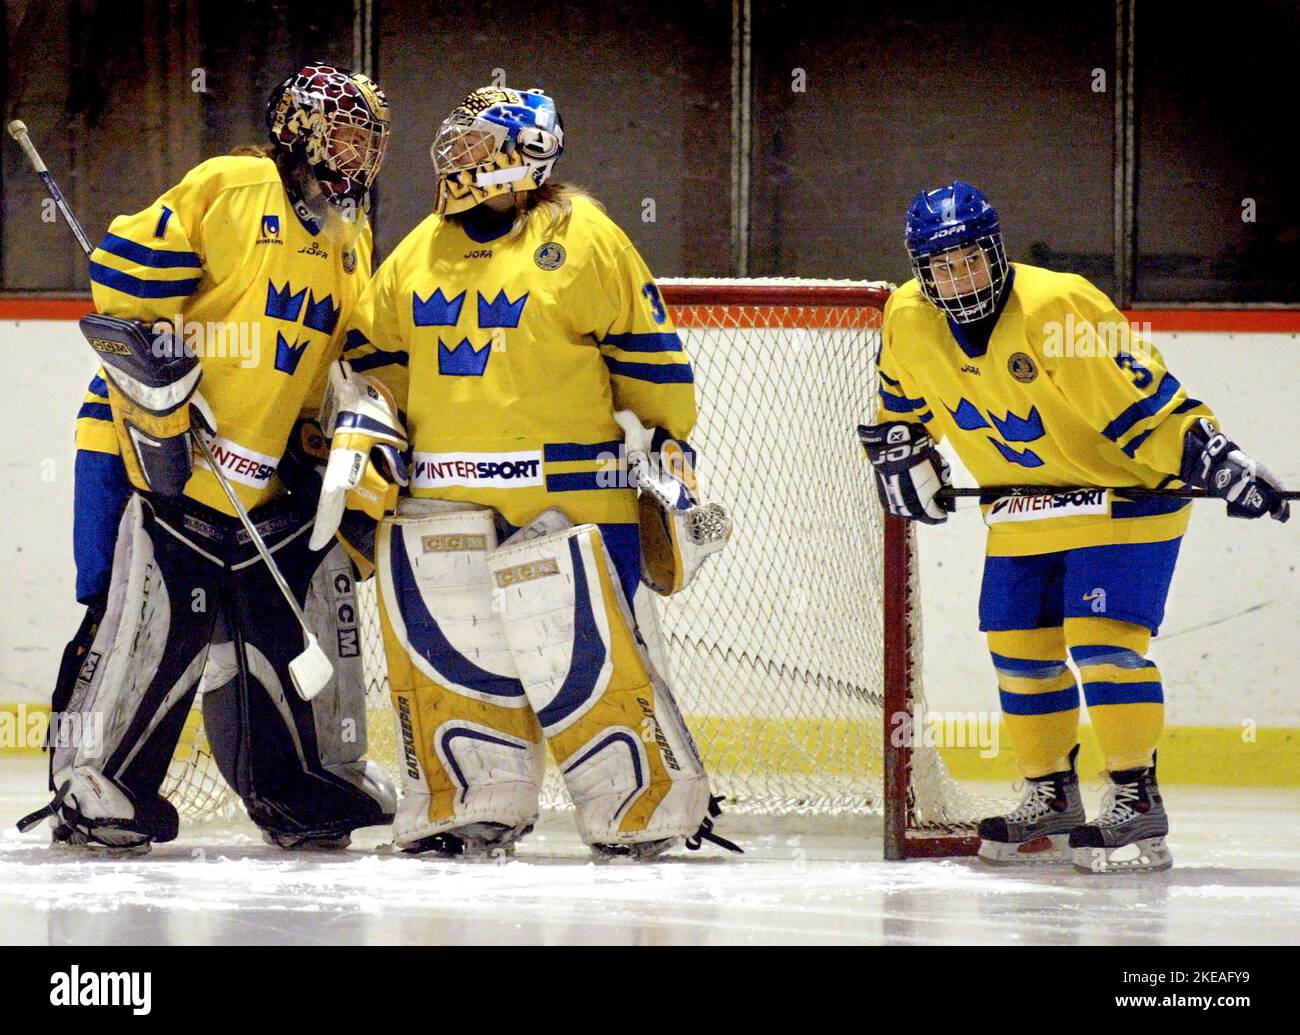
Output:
[431,119,509,177]
[912,234,1008,323]
[312,109,388,201]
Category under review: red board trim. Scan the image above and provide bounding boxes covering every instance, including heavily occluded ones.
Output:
[0,295,1297,332]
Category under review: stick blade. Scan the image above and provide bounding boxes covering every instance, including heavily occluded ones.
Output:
[289,636,334,700]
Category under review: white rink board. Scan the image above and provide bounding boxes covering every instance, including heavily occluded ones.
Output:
[0,319,1297,729]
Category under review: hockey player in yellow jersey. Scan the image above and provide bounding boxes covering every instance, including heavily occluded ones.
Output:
[860,181,1289,873]
[37,65,401,851]
[336,86,734,859]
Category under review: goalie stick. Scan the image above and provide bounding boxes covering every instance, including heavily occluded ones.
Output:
[6,118,334,700]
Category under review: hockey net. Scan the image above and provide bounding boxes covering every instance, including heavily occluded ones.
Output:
[162,277,990,858]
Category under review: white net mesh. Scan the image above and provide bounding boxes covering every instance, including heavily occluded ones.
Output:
[161,278,992,844]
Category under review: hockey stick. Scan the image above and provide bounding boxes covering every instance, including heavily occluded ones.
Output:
[7,119,334,700]
[940,485,1300,501]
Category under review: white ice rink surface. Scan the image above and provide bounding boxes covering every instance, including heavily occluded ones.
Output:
[2,756,1297,946]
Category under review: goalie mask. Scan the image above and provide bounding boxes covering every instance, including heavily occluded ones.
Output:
[267,63,390,207]
[905,180,1009,324]
[431,86,564,216]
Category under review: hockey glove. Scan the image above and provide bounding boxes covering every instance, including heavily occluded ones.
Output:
[1180,417,1289,522]
[80,314,207,496]
[858,420,952,525]
[309,359,410,552]
[614,409,731,596]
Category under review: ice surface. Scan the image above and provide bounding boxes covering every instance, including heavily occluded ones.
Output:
[2,756,1297,945]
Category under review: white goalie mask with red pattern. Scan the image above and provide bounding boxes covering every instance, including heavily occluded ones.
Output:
[267,63,390,206]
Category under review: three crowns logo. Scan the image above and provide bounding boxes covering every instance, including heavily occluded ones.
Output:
[264,281,340,373]
[416,287,528,376]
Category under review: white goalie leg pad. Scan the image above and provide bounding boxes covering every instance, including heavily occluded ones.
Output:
[487,522,711,847]
[377,500,544,849]
[51,496,210,801]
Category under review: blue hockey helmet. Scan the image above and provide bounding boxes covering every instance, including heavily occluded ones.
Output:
[904,181,1008,323]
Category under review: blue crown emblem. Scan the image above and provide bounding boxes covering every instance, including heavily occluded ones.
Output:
[989,438,1044,468]
[265,280,307,321]
[413,288,466,327]
[261,214,280,238]
[438,337,491,377]
[275,331,310,375]
[948,397,991,431]
[477,290,528,328]
[989,405,1045,443]
[302,291,340,334]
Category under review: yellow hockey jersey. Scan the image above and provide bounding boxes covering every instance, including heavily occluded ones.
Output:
[83,154,372,514]
[343,194,695,529]
[879,264,1215,556]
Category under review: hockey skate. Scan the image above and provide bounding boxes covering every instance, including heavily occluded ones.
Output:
[977,745,1083,864]
[1070,754,1172,873]
[18,771,177,855]
[591,796,741,861]
[400,821,533,860]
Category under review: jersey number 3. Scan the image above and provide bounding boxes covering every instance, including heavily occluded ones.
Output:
[642,282,667,325]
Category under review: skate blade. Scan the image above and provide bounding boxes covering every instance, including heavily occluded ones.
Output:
[50,836,152,858]
[977,833,1073,865]
[1073,837,1173,873]
[592,838,676,862]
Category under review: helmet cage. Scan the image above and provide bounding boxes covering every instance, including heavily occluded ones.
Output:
[269,65,390,205]
[912,233,1009,323]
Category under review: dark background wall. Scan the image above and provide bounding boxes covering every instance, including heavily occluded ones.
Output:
[3,0,1297,303]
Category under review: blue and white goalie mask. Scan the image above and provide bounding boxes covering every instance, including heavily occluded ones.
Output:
[905,180,1009,324]
[431,86,564,216]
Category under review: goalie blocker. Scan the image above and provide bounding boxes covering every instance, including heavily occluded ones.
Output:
[78,313,213,497]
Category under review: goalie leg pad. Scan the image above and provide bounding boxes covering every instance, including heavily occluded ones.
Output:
[47,494,220,845]
[377,502,544,850]
[201,505,397,844]
[487,522,711,847]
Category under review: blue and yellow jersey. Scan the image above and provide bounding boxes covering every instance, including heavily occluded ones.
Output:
[879,263,1215,556]
[82,154,372,515]
[344,194,694,530]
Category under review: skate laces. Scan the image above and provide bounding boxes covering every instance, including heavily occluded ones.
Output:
[1005,778,1059,822]
[1095,779,1143,827]
[685,795,742,854]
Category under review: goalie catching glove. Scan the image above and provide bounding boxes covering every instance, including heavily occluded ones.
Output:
[1180,417,1289,522]
[614,410,731,595]
[79,313,215,496]
[858,420,952,524]
[309,359,410,553]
